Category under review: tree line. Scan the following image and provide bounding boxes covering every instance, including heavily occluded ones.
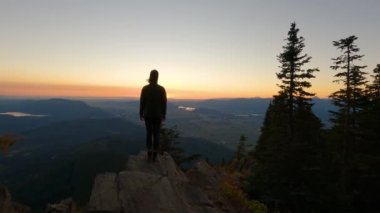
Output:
[247,22,379,213]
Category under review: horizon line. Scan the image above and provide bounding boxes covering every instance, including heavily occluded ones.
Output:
[0,95,330,100]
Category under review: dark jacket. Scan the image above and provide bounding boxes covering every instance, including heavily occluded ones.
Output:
[139,83,167,119]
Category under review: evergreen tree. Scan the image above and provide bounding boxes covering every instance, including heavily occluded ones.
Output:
[358,64,380,211]
[159,125,200,165]
[362,64,380,142]
[330,35,367,137]
[351,65,368,119]
[368,64,380,101]
[329,35,368,198]
[248,23,322,212]
[276,22,319,141]
[236,134,247,160]
[368,64,380,137]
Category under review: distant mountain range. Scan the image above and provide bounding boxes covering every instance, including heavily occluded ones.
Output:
[0,98,109,118]
[87,97,334,123]
[171,98,334,125]
[86,97,334,147]
[0,98,110,133]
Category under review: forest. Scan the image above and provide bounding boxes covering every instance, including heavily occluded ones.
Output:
[244,22,380,212]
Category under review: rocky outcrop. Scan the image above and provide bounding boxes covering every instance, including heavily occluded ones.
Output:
[46,198,76,213]
[87,152,227,213]
[0,184,30,213]
[87,173,121,212]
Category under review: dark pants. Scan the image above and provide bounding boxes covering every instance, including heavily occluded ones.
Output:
[144,117,161,152]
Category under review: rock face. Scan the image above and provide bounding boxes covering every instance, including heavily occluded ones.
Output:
[0,184,30,213]
[87,173,120,212]
[46,198,76,213]
[87,152,225,213]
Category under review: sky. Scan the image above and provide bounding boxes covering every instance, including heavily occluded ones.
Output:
[0,0,379,99]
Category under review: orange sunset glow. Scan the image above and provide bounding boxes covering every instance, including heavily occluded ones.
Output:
[0,81,279,99]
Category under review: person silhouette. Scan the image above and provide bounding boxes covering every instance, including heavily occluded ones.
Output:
[139,70,167,162]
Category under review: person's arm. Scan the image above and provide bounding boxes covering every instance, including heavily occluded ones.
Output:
[139,87,145,121]
[162,87,167,121]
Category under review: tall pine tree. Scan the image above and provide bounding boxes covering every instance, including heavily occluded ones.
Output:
[368,64,380,102]
[249,23,322,212]
[276,22,319,141]
[330,36,367,137]
[349,64,380,213]
[367,64,380,136]
[329,36,368,198]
